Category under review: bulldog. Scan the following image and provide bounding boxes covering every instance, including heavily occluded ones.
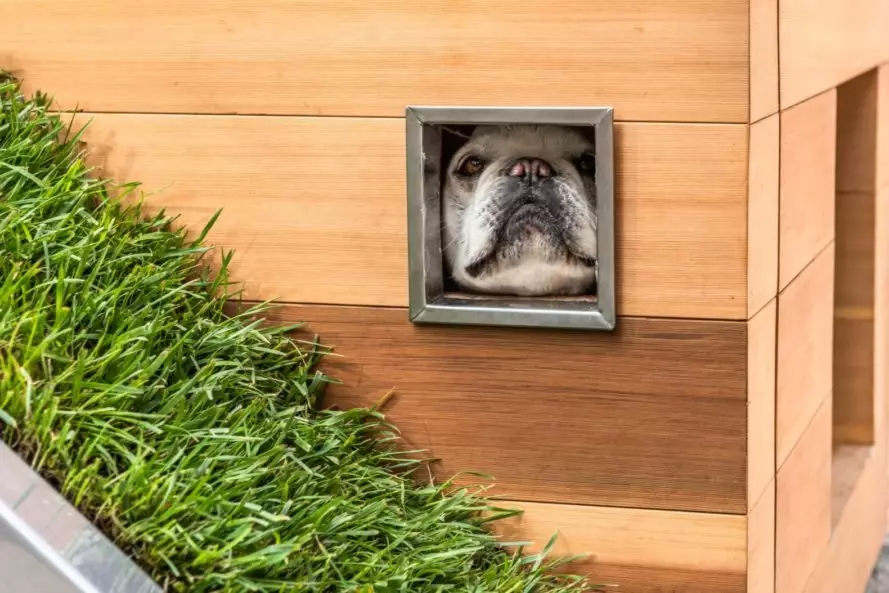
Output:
[441,124,598,297]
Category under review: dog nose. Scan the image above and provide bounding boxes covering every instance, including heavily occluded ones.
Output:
[508,158,552,182]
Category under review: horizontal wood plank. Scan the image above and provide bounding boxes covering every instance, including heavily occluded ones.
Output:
[748,114,780,317]
[72,112,750,318]
[493,500,747,593]
[246,303,751,514]
[1,0,749,123]
[833,318,876,445]
[776,244,835,468]
[749,0,779,122]
[747,480,775,593]
[779,90,837,290]
[776,395,832,593]
[803,445,888,593]
[748,299,776,506]
[779,0,889,110]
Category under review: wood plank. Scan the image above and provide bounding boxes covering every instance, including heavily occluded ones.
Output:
[836,70,879,193]
[748,299,776,506]
[779,90,837,290]
[833,72,878,447]
[492,500,747,593]
[877,67,889,473]
[748,114,780,317]
[747,480,775,593]
[776,244,835,468]
[803,446,887,593]
[776,245,835,467]
[879,68,889,189]
[244,303,751,514]
[833,196,875,446]
[1,0,750,123]
[749,0,779,122]
[833,318,876,444]
[72,113,751,318]
[834,192,876,310]
[779,0,889,110]
[776,395,832,593]
[831,444,870,528]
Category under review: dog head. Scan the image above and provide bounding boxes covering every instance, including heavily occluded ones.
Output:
[441,124,598,297]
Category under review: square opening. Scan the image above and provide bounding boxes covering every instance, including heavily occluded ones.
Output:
[405,106,616,331]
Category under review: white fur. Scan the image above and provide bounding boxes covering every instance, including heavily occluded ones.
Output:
[442,125,598,297]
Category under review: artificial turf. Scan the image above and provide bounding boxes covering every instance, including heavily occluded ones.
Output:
[0,73,592,592]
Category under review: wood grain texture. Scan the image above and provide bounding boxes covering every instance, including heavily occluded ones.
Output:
[779,0,889,111]
[878,66,889,472]
[0,0,749,123]
[245,303,751,514]
[72,112,751,318]
[833,191,876,311]
[802,66,889,593]
[493,500,747,593]
[831,444,870,528]
[749,0,779,122]
[748,114,780,317]
[748,299,776,506]
[803,445,887,593]
[833,194,875,446]
[776,244,835,468]
[836,70,879,193]
[776,395,832,593]
[779,90,837,290]
[879,68,889,189]
[833,318,876,445]
[747,480,775,593]
[834,71,878,447]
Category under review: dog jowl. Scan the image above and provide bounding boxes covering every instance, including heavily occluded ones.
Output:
[442,124,598,297]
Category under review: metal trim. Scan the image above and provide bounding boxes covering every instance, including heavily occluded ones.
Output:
[0,442,162,593]
[404,105,617,331]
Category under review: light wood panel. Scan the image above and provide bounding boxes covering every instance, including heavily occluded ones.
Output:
[799,64,889,593]
[776,396,832,593]
[493,500,747,593]
[747,480,775,593]
[748,114,780,317]
[72,112,751,318]
[749,0,779,122]
[779,0,889,111]
[831,444,871,528]
[779,90,837,290]
[0,0,749,123]
[748,299,776,505]
[803,446,887,593]
[242,303,751,514]
[776,244,835,468]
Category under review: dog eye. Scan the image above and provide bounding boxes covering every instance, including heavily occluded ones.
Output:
[457,155,485,176]
[577,152,596,174]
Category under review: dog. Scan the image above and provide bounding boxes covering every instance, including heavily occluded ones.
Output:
[441,124,598,297]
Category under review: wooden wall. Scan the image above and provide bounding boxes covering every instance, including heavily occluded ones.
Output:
[3,1,888,591]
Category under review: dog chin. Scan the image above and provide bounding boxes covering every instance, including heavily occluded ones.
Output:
[453,259,596,297]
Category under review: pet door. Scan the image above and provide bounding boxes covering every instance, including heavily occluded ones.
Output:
[405,106,616,331]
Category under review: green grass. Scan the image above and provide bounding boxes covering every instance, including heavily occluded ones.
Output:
[0,73,593,592]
